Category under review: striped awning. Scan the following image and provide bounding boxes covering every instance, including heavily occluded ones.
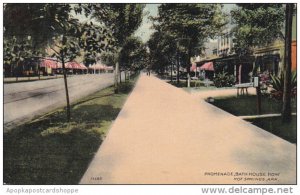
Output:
[200,62,214,71]
[66,62,81,69]
[190,63,201,71]
[56,61,87,69]
[79,63,88,70]
[40,59,58,69]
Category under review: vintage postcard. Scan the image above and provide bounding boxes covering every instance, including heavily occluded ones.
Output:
[1,1,298,193]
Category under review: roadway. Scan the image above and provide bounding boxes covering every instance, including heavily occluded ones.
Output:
[4,73,122,129]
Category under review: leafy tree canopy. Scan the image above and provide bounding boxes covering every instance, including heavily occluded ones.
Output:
[148,4,226,75]
[154,4,227,50]
[148,31,178,73]
[4,4,71,49]
[76,4,145,47]
[4,4,113,66]
[119,36,148,71]
[231,4,285,55]
[75,3,146,77]
[100,52,118,67]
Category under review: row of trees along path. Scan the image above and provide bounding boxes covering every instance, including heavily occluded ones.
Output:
[148,4,295,123]
[4,4,145,121]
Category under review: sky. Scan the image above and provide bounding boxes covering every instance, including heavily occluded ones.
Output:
[134,4,159,43]
[134,4,236,43]
[72,3,236,44]
[71,4,159,43]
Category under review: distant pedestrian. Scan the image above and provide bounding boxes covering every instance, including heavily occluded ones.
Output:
[146,69,150,76]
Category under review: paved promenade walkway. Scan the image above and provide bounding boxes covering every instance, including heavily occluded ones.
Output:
[80,74,296,184]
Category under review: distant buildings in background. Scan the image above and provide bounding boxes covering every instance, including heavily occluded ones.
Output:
[3,59,114,78]
[198,11,297,84]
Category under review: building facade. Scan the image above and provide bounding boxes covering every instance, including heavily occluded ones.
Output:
[199,11,296,84]
[217,30,235,57]
[201,28,254,84]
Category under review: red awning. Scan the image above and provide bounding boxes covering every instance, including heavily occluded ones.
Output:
[190,63,197,71]
[66,62,81,69]
[200,62,214,71]
[190,63,202,71]
[56,61,85,69]
[79,63,88,70]
[40,59,58,69]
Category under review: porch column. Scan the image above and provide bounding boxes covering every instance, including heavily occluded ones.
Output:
[238,64,242,84]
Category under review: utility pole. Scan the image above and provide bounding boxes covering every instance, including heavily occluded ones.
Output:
[282,3,293,123]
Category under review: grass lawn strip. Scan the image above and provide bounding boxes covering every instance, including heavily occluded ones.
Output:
[4,75,138,184]
[247,116,297,144]
[211,95,296,116]
[210,95,296,144]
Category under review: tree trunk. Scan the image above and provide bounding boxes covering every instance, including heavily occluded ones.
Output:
[114,62,119,93]
[186,48,191,88]
[16,61,19,81]
[62,57,71,121]
[239,64,242,84]
[38,62,41,80]
[187,66,190,88]
[282,3,293,123]
[256,77,262,115]
[171,61,173,83]
[177,54,180,84]
[119,69,122,83]
[10,63,13,77]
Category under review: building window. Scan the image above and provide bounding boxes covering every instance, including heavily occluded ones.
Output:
[227,35,229,45]
[213,49,217,55]
[221,37,223,46]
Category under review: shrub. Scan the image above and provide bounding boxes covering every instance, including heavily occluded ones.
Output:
[199,74,205,81]
[213,72,235,88]
[270,72,297,100]
[259,71,271,95]
[259,71,271,85]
